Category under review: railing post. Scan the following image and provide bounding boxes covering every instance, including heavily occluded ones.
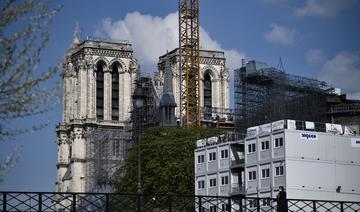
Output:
[105,194,109,212]
[340,202,344,212]
[168,195,172,212]
[227,197,231,211]
[38,193,42,211]
[312,200,316,212]
[72,193,77,212]
[3,192,7,212]
[137,193,141,212]
[239,197,243,212]
[256,198,260,212]
[198,196,202,212]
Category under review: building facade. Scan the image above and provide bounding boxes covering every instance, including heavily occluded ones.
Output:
[194,134,244,211]
[244,120,360,204]
[194,134,245,197]
[56,38,138,193]
[155,48,231,123]
[195,120,360,210]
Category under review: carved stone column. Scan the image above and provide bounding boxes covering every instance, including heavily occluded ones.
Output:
[56,129,69,192]
[223,68,230,109]
[173,71,180,118]
[104,68,111,120]
[200,75,204,108]
[63,58,78,122]
[78,58,87,119]
[69,127,86,192]
[123,71,131,121]
[220,68,229,110]
[119,69,125,122]
[62,60,71,122]
[123,59,138,121]
[130,59,138,92]
[85,55,94,118]
[70,73,77,120]
[212,78,221,109]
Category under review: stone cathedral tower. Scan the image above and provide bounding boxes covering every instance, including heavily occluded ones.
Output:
[155,48,230,123]
[55,38,138,193]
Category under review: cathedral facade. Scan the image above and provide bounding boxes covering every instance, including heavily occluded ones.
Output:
[56,38,138,193]
[56,39,231,194]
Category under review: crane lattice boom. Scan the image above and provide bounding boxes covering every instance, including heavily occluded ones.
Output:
[178,0,201,128]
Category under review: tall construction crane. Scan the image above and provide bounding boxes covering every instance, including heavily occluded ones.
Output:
[178,0,201,128]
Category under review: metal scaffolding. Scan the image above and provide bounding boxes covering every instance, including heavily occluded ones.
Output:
[136,76,160,129]
[84,124,132,192]
[234,62,330,136]
[82,76,159,192]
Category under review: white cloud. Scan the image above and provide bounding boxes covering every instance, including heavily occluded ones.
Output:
[305,49,326,65]
[295,0,356,17]
[97,12,178,71]
[265,24,296,45]
[96,11,245,73]
[318,51,360,99]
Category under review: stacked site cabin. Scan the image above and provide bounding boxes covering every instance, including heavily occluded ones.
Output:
[195,120,360,210]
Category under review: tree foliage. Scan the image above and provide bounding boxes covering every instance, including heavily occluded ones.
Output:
[0,0,61,180]
[117,126,223,195]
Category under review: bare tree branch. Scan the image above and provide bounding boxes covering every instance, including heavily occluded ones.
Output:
[0,0,62,180]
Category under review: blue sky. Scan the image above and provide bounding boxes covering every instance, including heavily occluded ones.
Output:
[1,0,359,192]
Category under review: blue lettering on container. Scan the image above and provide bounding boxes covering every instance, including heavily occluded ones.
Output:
[300,133,318,141]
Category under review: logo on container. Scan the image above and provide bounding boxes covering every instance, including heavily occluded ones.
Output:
[351,138,360,148]
[300,133,318,141]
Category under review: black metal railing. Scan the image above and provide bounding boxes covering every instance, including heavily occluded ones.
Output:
[1,191,359,211]
[230,158,245,167]
[230,183,245,195]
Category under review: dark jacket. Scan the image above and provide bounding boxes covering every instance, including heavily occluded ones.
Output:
[276,191,287,212]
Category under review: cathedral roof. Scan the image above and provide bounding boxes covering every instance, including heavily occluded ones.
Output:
[160,93,177,107]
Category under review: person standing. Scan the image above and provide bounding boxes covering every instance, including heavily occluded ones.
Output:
[277,186,287,212]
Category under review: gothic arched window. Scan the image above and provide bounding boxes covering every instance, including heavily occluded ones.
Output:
[204,73,212,108]
[96,62,105,120]
[111,65,119,120]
